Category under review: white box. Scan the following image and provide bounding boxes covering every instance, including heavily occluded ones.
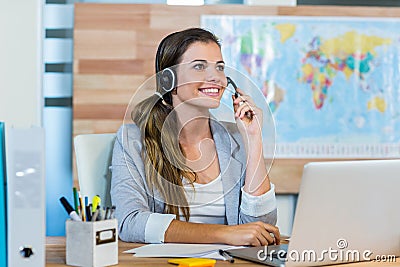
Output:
[66,219,118,267]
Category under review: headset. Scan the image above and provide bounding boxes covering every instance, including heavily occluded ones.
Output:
[155,41,177,93]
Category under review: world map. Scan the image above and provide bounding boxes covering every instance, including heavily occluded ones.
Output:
[202,16,400,157]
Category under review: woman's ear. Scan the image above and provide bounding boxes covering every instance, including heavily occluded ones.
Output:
[171,88,178,95]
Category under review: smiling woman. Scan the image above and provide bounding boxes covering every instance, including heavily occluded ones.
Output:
[175,43,226,110]
[110,28,280,246]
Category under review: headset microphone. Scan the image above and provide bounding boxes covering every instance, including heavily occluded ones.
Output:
[227,76,253,120]
[227,77,239,98]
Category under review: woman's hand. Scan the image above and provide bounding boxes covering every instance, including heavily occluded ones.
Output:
[164,220,280,246]
[219,221,280,246]
[232,88,263,137]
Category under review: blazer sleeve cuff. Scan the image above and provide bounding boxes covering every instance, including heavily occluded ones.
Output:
[144,213,175,243]
[240,183,277,217]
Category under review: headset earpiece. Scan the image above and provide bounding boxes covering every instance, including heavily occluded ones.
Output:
[159,67,176,92]
[155,38,176,94]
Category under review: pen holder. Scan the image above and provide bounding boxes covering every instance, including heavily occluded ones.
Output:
[66,219,118,267]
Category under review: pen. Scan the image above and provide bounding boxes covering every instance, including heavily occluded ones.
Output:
[73,187,79,213]
[97,207,104,221]
[85,205,91,221]
[109,205,116,219]
[104,207,110,220]
[219,249,234,263]
[100,207,106,220]
[92,195,101,213]
[60,197,82,222]
[91,208,100,222]
[84,196,90,221]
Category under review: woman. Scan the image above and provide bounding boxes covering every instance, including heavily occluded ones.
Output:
[111,28,280,246]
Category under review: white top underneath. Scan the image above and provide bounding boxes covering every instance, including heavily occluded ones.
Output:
[180,175,226,224]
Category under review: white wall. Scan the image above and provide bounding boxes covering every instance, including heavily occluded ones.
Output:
[0,0,43,127]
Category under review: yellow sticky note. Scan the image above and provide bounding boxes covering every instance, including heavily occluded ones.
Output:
[168,258,216,267]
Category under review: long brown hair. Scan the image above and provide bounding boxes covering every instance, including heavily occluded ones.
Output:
[131,28,221,220]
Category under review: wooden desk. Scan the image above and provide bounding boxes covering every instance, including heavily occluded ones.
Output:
[46,237,398,267]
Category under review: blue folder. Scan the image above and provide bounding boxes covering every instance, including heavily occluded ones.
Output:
[0,122,7,266]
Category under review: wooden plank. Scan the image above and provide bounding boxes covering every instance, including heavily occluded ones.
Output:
[74,3,151,30]
[73,119,123,135]
[78,59,144,74]
[136,46,158,61]
[136,29,173,46]
[142,60,156,76]
[150,15,200,30]
[74,104,127,119]
[74,30,137,59]
[73,89,134,104]
[74,74,148,90]
[73,61,79,73]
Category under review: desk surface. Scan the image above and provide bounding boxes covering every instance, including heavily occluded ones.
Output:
[46,237,398,267]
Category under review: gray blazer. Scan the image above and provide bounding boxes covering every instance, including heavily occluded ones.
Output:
[111,119,277,243]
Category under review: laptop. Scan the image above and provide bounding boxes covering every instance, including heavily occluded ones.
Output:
[226,159,400,266]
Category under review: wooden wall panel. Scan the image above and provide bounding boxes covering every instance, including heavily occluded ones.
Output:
[74,4,152,30]
[74,74,147,90]
[74,30,137,59]
[74,3,400,192]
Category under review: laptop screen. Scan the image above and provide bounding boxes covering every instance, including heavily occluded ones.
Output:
[0,122,7,266]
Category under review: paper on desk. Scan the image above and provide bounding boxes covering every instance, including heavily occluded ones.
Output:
[124,243,243,260]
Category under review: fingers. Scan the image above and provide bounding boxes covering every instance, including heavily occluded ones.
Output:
[237,105,256,120]
[231,94,239,113]
[226,222,281,246]
[254,225,270,246]
[232,93,256,107]
[231,89,260,121]
[258,228,274,245]
[248,222,280,246]
[231,95,257,120]
[254,222,279,245]
[263,224,281,245]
